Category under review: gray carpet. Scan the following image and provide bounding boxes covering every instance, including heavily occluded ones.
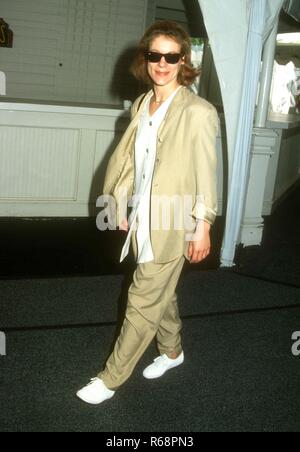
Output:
[0,269,300,432]
[1,270,299,330]
[0,186,299,432]
[235,185,300,288]
[0,304,299,432]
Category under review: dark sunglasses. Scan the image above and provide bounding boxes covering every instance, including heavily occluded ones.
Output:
[145,51,183,64]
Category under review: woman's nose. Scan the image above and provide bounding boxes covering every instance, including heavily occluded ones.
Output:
[158,57,167,67]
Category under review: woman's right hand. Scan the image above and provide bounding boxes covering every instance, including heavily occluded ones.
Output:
[119,219,129,232]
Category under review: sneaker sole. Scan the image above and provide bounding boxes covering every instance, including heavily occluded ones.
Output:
[143,359,184,379]
[76,391,114,405]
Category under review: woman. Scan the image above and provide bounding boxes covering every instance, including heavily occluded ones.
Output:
[77,21,219,405]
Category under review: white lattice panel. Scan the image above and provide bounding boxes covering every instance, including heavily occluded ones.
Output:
[0,126,80,200]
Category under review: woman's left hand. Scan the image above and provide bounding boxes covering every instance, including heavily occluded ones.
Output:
[188,220,211,264]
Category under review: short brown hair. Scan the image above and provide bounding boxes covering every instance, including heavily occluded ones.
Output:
[131,21,200,87]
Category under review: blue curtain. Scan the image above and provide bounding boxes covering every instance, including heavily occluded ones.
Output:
[221,0,269,266]
[199,0,284,267]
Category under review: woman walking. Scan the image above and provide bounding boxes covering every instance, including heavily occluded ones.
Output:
[77,20,219,405]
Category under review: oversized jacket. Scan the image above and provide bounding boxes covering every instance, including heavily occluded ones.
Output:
[102,86,219,264]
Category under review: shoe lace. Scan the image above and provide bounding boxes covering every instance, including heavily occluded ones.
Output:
[88,377,99,386]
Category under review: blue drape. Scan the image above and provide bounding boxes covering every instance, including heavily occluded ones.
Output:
[199,0,284,267]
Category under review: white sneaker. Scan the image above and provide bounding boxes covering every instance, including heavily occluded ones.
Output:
[143,352,184,379]
[76,378,115,405]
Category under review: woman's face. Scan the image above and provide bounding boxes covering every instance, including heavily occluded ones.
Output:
[147,35,183,88]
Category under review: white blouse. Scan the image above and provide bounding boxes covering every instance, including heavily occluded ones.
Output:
[120,86,182,264]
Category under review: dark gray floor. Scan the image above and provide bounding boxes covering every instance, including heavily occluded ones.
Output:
[1,305,299,432]
[0,270,299,330]
[234,185,300,288]
[0,186,299,432]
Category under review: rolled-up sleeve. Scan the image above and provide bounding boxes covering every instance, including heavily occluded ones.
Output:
[191,107,219,226]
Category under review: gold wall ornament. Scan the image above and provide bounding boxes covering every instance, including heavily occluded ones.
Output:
[0,18,13,48]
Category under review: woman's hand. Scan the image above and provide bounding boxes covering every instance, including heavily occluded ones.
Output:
[119,218,129,232]
[188,220,211,264]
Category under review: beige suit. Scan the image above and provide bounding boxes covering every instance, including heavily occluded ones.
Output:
[103,86,219,263]
[99,87,219,390]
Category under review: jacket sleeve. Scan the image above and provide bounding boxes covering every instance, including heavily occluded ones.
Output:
[102,94,145,195]
[191,107,219,226]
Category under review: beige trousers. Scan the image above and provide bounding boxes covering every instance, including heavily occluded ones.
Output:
[98,255,186,390]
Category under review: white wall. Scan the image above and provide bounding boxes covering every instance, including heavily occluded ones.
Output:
[0,102,126,216]
[0,0,149,105]
[0,101,224,217]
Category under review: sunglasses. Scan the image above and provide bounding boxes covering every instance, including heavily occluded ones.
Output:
[145,51,183,65]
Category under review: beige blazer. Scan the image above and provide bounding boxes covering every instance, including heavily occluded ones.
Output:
[103,86,219,264]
